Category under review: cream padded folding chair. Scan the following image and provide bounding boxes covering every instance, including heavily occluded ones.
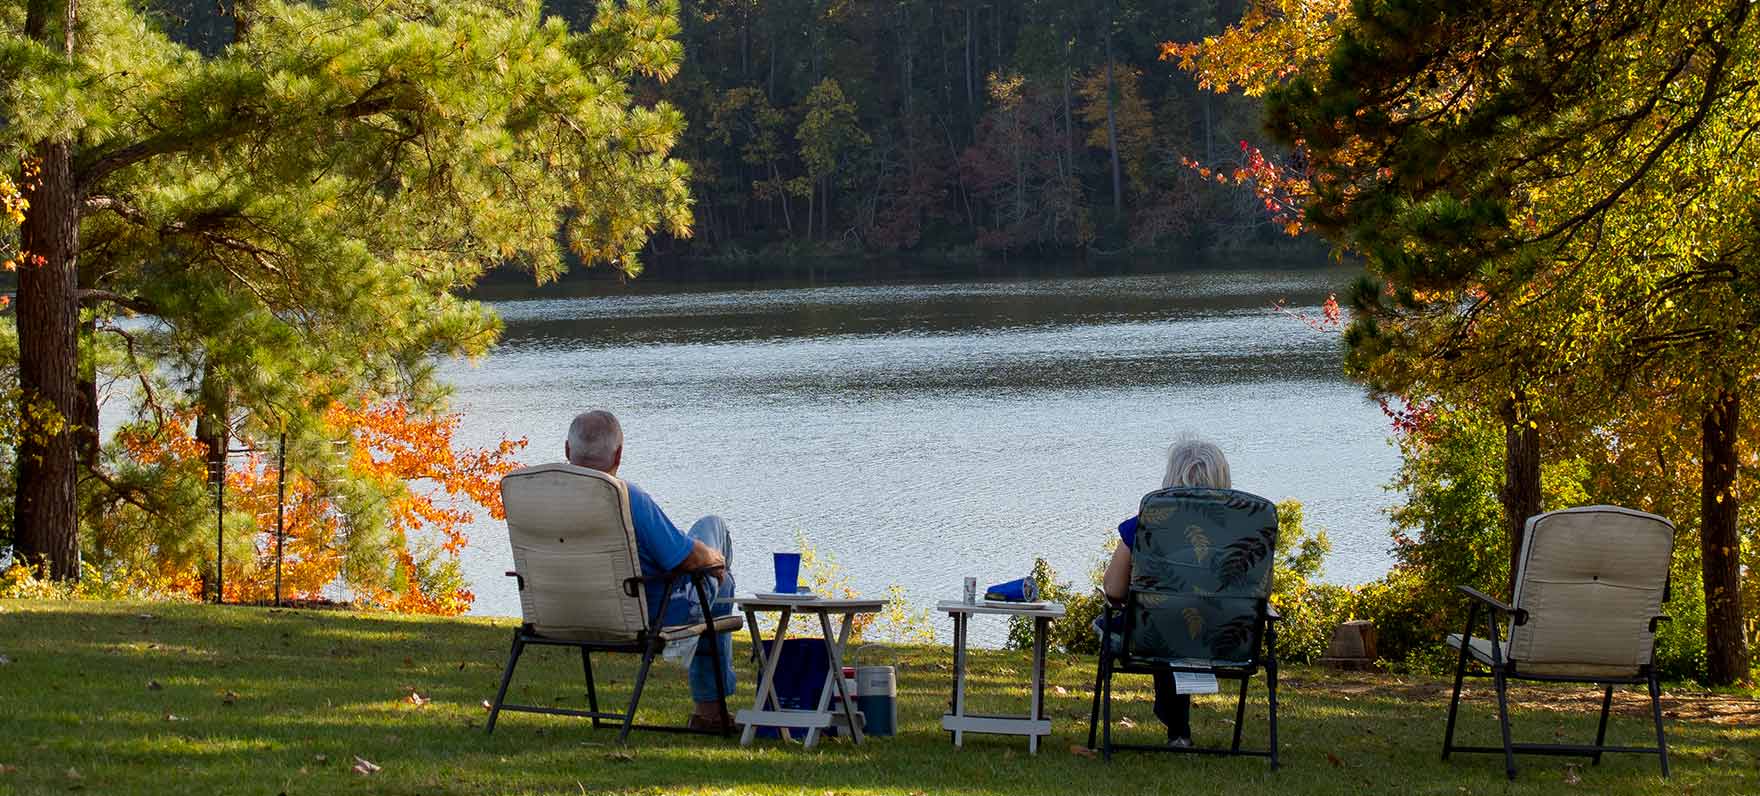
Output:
[486,463,742,742]
[1443,505,1674,779]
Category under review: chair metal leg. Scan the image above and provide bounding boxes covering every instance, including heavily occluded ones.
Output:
[1087,652,1106,750]
[1267,664,1280,770]
[1441,635,1471,760]
[581,648,603,729]
[1494,671,1516,780]
[1100,660,1114,761]
[1648,670,1670,778]
[619,648,657,744]
[486,631,524,735]
[1592,683,1613,765]
[1230,675,1249,753]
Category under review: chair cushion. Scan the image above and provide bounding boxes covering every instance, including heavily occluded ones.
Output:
[659,614,744,641]
[501,464,649,642]
[1507,506,1672,675]
[1448,633,1649,678]
[1126,488,1277,664]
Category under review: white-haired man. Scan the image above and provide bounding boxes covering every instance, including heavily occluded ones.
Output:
[565,409,737,731]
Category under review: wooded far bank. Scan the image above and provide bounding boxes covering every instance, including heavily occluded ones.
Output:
[160,0,1297,266]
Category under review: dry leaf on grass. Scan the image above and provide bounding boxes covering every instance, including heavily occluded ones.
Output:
[222,691,239,705]
[313,755,328,764]
[1117,717,1137,729]
[146,680,163,691]
[0,654,11,666]
[481,700,494,711]
[1069,744,1096,759]
[163,713,182,722]
[351,757,381,776]
[1053,686,1068,696]
[1325,752,1344,768]
[1564,764,1581,785]
[0,765,16,775]
[405,692,429,708]
[65,768,82,781]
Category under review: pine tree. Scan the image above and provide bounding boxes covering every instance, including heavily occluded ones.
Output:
[2,0,692,579]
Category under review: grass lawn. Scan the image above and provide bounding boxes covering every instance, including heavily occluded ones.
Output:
[1,599,1755,795]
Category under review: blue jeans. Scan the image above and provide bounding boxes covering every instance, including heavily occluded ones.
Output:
[653,516,737,703]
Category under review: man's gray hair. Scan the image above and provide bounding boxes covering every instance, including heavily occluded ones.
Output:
[566,410,623,471]
[1162,436,1232,490]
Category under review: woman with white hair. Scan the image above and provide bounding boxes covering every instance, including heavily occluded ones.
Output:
[1101,437,1233,748]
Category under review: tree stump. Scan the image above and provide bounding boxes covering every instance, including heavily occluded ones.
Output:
[1319,620,1378,671]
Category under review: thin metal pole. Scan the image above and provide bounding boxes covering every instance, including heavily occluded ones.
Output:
[275,432,286,607]
[215,462,225,605]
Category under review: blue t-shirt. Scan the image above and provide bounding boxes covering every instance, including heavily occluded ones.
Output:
[627,483,694,617]
[1117,515,1139,548]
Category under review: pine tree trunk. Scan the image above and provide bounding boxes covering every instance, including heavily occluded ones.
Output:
[14,0,82,580]
[14,139,82,581]
[1700,388,1749,686]
[1500,407,1542,599]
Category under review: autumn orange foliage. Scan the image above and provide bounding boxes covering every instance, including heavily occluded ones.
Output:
[111,400,524,614]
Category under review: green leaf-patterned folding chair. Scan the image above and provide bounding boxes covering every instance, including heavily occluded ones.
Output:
[1087,486,1282,768]
[1442,505,1674,780]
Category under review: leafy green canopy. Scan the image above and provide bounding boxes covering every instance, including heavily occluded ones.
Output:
[2,0,690,433]
[1,0,691,582]
[1264,0,1759,418]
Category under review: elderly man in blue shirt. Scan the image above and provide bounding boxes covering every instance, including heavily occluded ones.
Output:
[564,409,737,732]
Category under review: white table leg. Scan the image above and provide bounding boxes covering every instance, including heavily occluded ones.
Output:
[819,610,864,745]
[804,610,860,749]
[740,606,792,746]
[952,612,967,748]
[1030,616,1047,755]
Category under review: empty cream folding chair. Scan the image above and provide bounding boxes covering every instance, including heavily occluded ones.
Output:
[486,463,742,742]
[1443,506,1674,780]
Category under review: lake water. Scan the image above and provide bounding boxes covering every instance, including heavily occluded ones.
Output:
[443,268,1402,645]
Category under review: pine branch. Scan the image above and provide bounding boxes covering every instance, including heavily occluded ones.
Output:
[74,82,411,191]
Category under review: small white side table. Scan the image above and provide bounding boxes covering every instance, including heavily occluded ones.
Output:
[734,596,888,749]
[937,600,1066,754]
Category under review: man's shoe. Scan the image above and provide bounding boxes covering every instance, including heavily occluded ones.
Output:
[687,711,735,733]
[1167,736,1194,749]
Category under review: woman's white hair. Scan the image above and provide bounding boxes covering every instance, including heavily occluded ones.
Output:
[1161,435,1232,489]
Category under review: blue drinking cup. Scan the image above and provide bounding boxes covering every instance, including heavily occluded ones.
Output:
[984,576,1038,602]
[772,552,802,594]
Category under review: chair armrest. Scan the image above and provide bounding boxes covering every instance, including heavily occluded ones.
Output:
[1456,585,1529,624]
[623,572,674,598]
[505,571,525,591]
[1455,585,1512,613]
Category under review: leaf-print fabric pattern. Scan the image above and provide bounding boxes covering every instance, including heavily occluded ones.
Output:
[1125,487,1278,666]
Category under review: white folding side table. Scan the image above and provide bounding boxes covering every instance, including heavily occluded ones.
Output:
[937,600,1065,754]
[734,596,888,749]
